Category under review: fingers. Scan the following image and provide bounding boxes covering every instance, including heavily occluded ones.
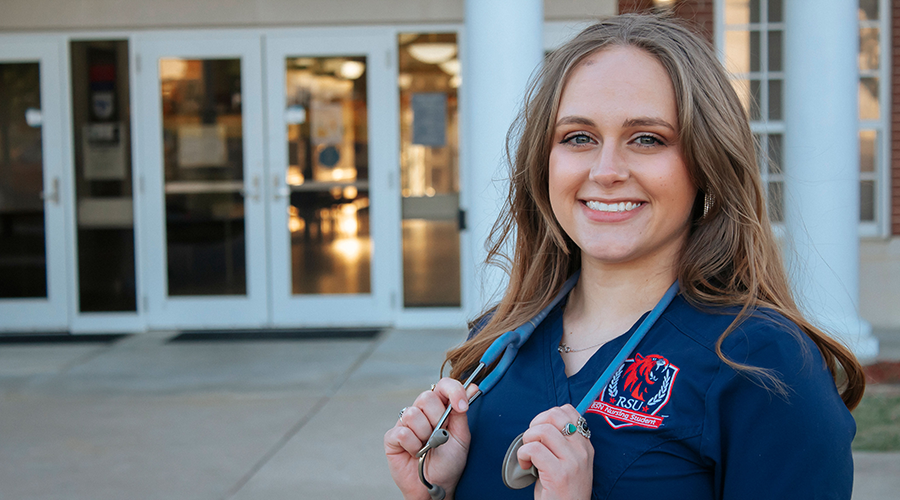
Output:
[384,424,425,457]
[389,377,477,456]
[399,405,436,443]
[518,405,592,470]
[432,377,473,413]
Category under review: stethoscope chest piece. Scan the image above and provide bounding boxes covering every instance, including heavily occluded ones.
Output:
[501,432,539,489]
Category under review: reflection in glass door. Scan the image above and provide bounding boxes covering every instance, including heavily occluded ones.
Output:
[161,58,248,296]
[398,32,461,307]
[266,32,395,326]
[137,36,267,329]
[284,56,371,295]
[0,63,46,299]
[70,40,138,312]
[0,39,68,331]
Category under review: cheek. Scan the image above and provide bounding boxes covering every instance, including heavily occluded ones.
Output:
[547,154,566,209]
[548,150,581,195]
[665,166,697,220]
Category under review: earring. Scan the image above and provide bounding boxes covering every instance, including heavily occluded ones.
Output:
[703,191,715,218]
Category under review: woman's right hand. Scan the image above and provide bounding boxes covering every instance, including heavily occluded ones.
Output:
[384,377,479,500]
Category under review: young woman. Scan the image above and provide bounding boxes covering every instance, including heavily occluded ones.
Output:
[385,14,864,500]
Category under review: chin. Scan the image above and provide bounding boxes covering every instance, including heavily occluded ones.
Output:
[579,246,636,265]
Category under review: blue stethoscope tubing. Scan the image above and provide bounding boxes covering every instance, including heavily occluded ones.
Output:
[477,270,582,394]
[416,272,680,499]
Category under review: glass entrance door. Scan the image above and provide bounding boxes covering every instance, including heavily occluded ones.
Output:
[136,35,267,329]
[0,38,69,331]
[265,30,397,326]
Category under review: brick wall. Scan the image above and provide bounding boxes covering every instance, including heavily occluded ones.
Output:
[893,0,900,235]
[618,0,714,42]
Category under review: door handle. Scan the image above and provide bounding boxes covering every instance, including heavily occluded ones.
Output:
[40,177,60,204]
[273,175,291,200]
[240,175,261,202]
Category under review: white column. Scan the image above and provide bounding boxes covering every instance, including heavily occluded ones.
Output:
[783,1,878,358]
[462,0,543,317]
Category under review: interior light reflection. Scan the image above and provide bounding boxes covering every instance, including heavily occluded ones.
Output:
[333,237,366,261]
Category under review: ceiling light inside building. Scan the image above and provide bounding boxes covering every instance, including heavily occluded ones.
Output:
[339,60,366,80]
[159,59,188,80]
[407,43,457,64]
[438,59,460,76]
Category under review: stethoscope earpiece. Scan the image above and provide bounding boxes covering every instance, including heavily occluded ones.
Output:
[501,432,539,489]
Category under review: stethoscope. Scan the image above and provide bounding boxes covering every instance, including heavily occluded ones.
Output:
[416,271,680,499]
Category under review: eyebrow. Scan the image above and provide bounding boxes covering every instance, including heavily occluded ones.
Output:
[622,117,676,132]
[555,115,596,128]
[554,115,677,132]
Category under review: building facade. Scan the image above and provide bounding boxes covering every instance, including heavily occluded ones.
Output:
[0,0,893,357]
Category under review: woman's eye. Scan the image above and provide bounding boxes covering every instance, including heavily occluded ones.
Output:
[634,135,664,147]
[562,133,592,145]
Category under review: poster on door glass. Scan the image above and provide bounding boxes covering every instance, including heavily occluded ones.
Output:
[177,124,228,168]
[82,123,127,180]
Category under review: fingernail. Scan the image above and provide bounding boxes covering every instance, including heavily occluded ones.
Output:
[459,399,468,411]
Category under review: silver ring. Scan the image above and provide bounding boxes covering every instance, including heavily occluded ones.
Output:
[561,417,591,438]
[576,416,591,439]
[399,407,408,420]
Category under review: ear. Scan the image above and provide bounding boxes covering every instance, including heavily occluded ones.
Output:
[634,353,644,362]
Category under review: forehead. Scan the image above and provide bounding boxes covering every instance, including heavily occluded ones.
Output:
[557,46,678,123]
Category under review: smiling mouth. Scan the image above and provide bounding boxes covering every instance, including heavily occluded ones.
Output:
[584,201,644,213]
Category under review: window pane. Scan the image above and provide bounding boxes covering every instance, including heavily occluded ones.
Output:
[768,79,782,120]
[725,0,751,25]
[749,31,761,72]
[284,56,371,295]
[768,30,782,72]
[860,180,875,221]
[859,77,879,120]
[768,0,783,23]
[0,62,46,298]
[768,133,783,174]
[749,79,762,120]
[161,58,247,296]
[859,129,877,173]
[859,27,880,71]
[750,0,761,23]
[725,31,750,73]
[767,181,784,222]
[70,40,137,312]
[859,0,878,21]
[399,32,461,307]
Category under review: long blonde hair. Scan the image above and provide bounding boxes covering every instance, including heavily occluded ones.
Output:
[445,13,865,410]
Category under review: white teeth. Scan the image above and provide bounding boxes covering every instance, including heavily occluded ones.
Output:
[585,201,643,213]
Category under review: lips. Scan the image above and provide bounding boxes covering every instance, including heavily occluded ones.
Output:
[584,200,644,213]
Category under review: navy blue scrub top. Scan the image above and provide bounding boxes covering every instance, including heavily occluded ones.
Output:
[454,294,856,500]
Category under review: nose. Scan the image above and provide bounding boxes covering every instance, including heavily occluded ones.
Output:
[588,144,629,186]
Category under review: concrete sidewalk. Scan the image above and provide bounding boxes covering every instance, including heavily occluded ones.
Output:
[0,328,897,499]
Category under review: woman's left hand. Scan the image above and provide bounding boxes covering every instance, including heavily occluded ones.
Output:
[517,404,594,500]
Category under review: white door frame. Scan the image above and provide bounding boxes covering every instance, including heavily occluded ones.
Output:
[0,36,71,332]
[134,32,268,330]
[264,27,399,327]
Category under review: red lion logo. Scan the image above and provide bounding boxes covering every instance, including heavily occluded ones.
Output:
[622,353,670,401]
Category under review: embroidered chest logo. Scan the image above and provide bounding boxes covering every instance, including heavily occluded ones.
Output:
[586,353,678,429]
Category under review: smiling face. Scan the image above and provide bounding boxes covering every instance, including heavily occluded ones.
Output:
[548,45,697,272]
